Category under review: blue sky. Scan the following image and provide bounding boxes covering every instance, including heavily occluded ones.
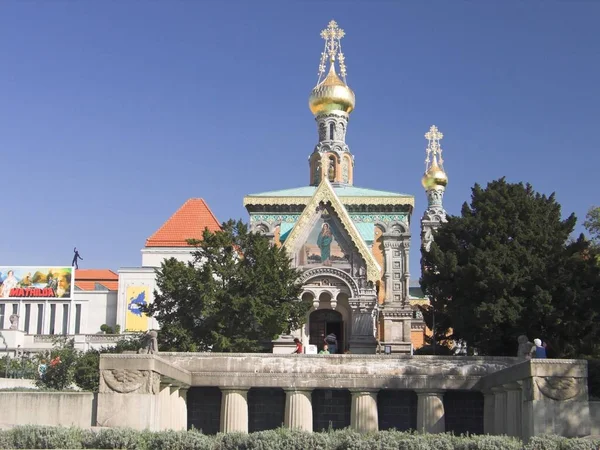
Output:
[1,1,599,280]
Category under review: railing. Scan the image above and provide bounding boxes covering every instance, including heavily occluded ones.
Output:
[85,334,122,343]
[32,334,123,344]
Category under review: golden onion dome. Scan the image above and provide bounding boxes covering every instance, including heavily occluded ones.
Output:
[309,64,355,116]
[421,160,448,190]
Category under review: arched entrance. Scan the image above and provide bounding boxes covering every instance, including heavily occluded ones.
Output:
[309,308,343,353]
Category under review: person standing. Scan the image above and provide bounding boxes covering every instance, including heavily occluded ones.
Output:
[325,332,338,354]
[533,338,547,358]
[292,338,303,354]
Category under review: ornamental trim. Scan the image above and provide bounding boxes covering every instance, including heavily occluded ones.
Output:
[349,214,408,223]
[300,267,360,298]
[243,196,415,207]
[250,214,299,224]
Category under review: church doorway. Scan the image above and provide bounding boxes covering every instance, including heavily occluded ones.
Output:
[309,309,343,354]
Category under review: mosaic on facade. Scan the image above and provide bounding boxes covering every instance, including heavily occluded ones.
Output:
[297,215,350,270]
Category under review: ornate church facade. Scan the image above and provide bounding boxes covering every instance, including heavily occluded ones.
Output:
[244,21,449,354]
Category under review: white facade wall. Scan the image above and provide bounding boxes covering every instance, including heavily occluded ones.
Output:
[117,267,159,331]
[141,247,194,268]
[74,290,118,335]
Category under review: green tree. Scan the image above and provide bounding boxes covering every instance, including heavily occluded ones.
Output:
[420,178,600,357]
[146,220,310,352]
[36,338,80,390]
[584,206,600,244]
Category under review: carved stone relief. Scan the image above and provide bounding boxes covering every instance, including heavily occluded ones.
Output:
[535,376,582,401]
[100,369,161,395]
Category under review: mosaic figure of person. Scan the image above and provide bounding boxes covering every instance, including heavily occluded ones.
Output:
[317,223,333,265]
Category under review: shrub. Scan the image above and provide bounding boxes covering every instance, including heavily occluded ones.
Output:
[0,426,599,450]
[145,429,213,450]
[84,427,150,449]
[524,435,600,450]
[74,350,100,392]
[3,425,88,449]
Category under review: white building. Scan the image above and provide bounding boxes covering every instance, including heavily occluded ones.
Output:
[0,198,220,354]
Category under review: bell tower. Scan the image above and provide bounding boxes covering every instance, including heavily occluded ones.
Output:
[420,125,449,252]
[308,20,355,186]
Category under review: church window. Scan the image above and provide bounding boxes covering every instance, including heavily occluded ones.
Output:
[329,123,335,140]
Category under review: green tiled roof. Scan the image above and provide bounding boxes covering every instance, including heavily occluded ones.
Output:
[247,185,412,198]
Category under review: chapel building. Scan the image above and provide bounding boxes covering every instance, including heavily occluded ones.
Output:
[243,21,449,354]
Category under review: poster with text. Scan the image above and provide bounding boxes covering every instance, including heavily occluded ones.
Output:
[0,266,73,299]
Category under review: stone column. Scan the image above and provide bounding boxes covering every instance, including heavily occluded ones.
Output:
[416,390,445,433]
[284,388,313,432]
[492,386,507,435]
[178,388,188,431]
[220,388,249,433]
[504,383,522,438]
[350,389,379,432]
[348,299,377,354]
[482,390,495,435]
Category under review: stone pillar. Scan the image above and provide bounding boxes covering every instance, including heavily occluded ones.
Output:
[482,390,495,435]
[284,388,313,432]
[348,299,377,354]
[350,389,379,433]
[492,386,507,435]
[97,369,163,430]
[220,388,249,433]
[504,382,522,438]
[178,388,188,431]
[416,390,445,433]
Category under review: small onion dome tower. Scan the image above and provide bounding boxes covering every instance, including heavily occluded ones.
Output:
[308,20,356,186]
[421,125,449,252]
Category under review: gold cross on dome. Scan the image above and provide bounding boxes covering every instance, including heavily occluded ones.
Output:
[424,125,445,170]
[425,125,443,144]
[320,20,345,61]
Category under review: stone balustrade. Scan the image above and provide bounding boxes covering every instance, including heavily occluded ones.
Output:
[97,353,590,439]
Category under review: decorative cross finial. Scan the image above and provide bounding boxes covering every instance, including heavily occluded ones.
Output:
[317,20,348,83]
[424,125,445,171]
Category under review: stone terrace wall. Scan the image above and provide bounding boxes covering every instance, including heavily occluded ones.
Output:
[157,353,518,390]
[0,392,94,427]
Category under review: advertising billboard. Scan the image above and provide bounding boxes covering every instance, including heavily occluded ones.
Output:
[0,267,73,299]
[125,285,151,331]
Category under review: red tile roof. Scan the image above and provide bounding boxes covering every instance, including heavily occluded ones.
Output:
[74,269,119,291]
[145,198,221,248]
[76,269,118,281]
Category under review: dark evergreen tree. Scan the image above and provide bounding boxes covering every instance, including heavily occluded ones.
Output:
[420,178,600,357]
[147,220,310,352]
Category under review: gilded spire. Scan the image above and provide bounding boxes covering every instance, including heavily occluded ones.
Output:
[317,20,348,84]
[309,21,355,116]
[421,125,448,190]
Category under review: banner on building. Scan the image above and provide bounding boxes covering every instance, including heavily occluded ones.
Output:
[0,266,73,299]
[125,286,151,331]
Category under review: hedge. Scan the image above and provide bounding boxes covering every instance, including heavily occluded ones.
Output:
[0,426,598,450]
